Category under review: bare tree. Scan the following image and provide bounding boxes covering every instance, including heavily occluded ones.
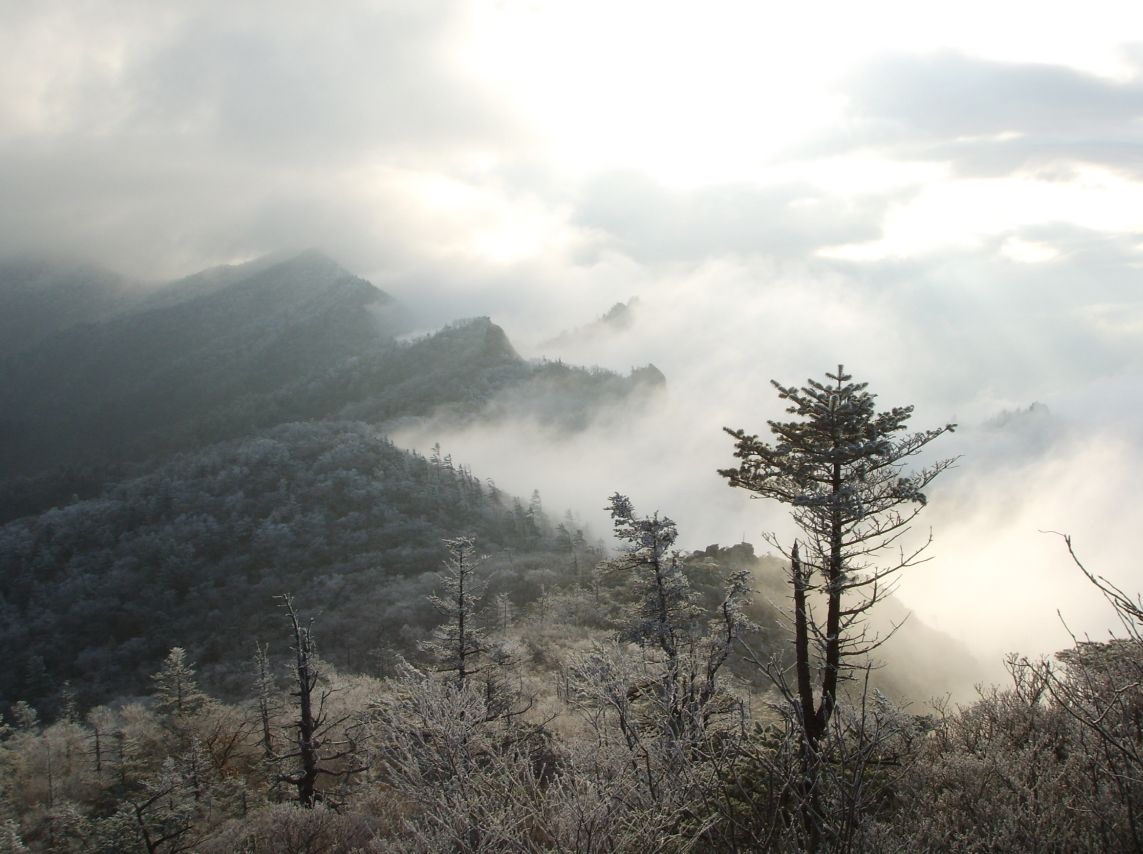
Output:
[271,595,362,807]
[1038,534,1143,847]
[252,642,278,766]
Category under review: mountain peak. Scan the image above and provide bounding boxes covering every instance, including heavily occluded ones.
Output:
[431,317,521,363]
[264,248,347,278]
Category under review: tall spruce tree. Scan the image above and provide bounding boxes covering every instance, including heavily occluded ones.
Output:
[422,537,489,687]
[721,366,955,843]
[152,648,206,720]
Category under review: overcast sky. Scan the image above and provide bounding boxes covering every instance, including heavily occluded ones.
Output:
[4,0,1143,667]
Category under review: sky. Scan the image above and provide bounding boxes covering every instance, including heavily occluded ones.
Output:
[4,0,1143,669]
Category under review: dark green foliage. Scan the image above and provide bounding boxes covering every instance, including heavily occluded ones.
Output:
[0,421,565,709]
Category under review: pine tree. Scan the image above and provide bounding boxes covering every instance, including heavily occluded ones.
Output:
[151,648,206,720]
[607,494,699,659]
[605,494,752,745]
[422,537,526,722]
[721,365,954,845]
[422,537,489,687]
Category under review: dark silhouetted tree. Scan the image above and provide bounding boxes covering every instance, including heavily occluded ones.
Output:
[721,365,954,846]
[272,595,361,807]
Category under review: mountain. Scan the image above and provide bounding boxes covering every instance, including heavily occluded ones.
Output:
[0,421,587,708]
[0,251,669,709]
[540,296,641,350]
[0,257,142,358]
[0,252,400,479]
[0,253,664,524]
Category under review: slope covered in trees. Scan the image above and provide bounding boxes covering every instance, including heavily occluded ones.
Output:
[0,258,141,359]
[0,252,400,478]
[0,253,663,523]
[1,499,1136,851]
[0,420,593,711]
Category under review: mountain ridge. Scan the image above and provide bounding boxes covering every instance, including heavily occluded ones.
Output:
[0,253,664,521]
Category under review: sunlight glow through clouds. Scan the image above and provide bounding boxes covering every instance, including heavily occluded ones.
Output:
[461,1,846,185]
[457,1,1143,267]
[460,0,1143,181]
[357,164,581,265]
[1000,237,1061,264]
[822,166,1143,260]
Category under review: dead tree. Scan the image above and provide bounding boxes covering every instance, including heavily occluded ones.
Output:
[272,595,362,807]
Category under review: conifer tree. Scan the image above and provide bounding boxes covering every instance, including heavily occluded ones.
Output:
[605,494,752,745]
[422,536,489,687]
[721,365,954,844]
[152,648,205,720]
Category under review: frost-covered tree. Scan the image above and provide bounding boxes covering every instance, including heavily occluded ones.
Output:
[152,648,206,720]
[252,643,280,766]
[271,596,361,807]
[721,365,954,845]
[422,537,489,687]
[422,537,530,723]
[603,494,752,747]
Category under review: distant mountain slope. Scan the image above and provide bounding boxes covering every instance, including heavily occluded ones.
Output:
[0,421,579,709]
[213,317,666,435]
[541,296,641,350]
[0,251,400,480]
[0,258,141,358]
[0,261,664,523]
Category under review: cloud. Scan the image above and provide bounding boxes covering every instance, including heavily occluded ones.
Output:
[572,171,896,262]
[832,50,1143,178]
[0,0,525,278]
[393,230,1143,667]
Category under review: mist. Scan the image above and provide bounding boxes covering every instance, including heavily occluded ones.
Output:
[6,1,1143,678]
[390,246,1143,669]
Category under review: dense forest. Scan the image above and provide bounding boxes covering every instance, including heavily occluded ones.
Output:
[1,254,1139,851]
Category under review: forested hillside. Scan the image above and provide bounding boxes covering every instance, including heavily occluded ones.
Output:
[0,253,663,525]
[0,421,593,711]
[0,252,678,716]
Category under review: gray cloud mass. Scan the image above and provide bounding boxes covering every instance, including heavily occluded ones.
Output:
[0,0,522,276]
[573,171,897,262]
[833,50,1143,178]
